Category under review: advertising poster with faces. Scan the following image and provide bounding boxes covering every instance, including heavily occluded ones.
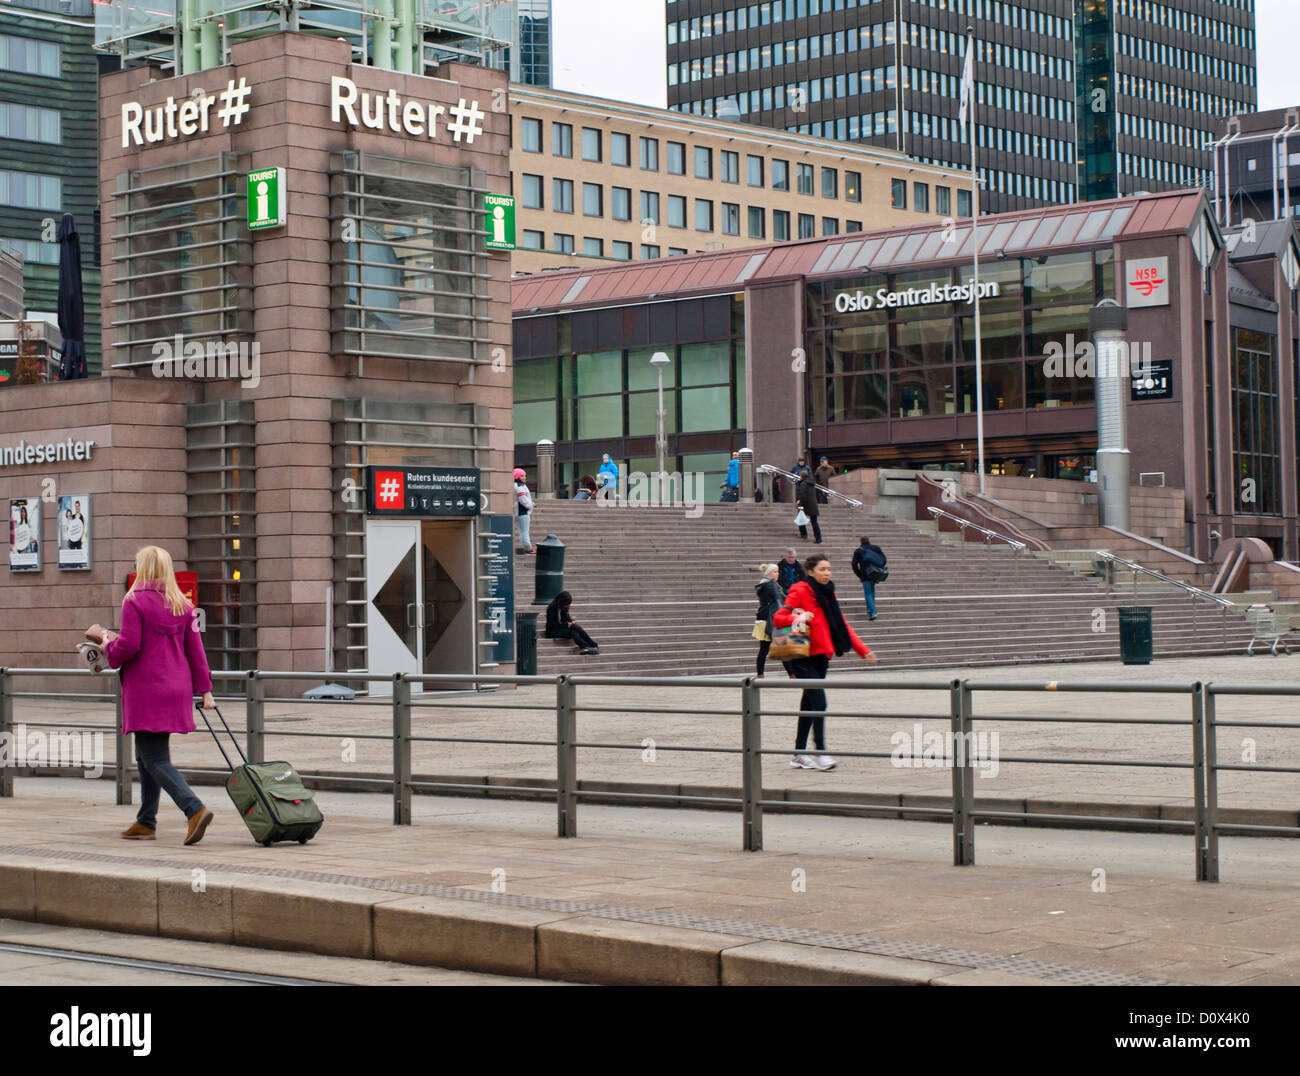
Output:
[58,494,91,570]
[9,497,41,572]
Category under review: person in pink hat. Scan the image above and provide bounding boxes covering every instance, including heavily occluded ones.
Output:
[513,467,536,553]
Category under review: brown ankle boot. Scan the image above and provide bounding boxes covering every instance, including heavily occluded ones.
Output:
[184,807,213,846]
[121,822,155,840]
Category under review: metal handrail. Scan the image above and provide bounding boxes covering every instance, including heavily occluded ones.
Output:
[926,506,1027,552]
[1093,550,1237,611]
[3,666,1298,881]
[756,464,863,508]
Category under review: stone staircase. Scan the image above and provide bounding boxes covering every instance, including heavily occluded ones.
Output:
[512,500,1257,677]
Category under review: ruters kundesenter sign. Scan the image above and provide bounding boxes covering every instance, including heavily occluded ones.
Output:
[366,466,482,517]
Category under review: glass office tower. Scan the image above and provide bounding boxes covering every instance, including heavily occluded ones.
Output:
[0,0,102,372]
[665,0,1257,213]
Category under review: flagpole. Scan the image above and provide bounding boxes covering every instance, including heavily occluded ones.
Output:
[966,26,985,495]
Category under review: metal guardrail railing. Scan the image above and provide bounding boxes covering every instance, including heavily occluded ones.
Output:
[1093,550,1239,647]
[756,464,863,508]
[926,505,1027,553]
[1,666,1296,882]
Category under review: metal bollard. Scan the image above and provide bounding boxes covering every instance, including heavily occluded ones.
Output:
[536,439,556,498]
[392,673,412,825]
[113,673,132,806]
[738,447,755,503]
[951,680,974,866]
[0,670,11,798]
[556,676,577,838]
[246,672,265,765]
[741,677,763,851]
[1196,684,1220,883]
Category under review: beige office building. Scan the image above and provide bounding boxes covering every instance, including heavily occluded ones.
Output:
[510,85,972,274]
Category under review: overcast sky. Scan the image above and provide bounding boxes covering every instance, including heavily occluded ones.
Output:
[552,0,1300,112]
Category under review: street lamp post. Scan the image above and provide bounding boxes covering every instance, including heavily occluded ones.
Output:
[650,351,670,503]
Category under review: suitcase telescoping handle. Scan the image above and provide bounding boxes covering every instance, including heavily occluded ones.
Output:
[194,700,249,771]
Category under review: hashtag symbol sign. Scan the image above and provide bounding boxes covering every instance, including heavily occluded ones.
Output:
[216,78,252,128]
[380,477,400,501]
[446,98,485,144]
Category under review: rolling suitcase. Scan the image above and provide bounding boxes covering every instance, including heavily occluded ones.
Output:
[195,702,324,846]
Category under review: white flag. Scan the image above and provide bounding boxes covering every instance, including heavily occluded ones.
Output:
[959,40,974,138]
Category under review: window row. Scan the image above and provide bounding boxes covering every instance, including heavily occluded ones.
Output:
[667,0,1074,46]
[0,34,60,77]
[518,171,869,221]
[519,232,691,261]
[0,102,60,145]
[513,343,744,444]
[1118,71,1250,119]
[1118,32,1255,87]
[0,168,60,211]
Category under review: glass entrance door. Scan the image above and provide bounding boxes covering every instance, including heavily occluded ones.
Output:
[366,518,476,694]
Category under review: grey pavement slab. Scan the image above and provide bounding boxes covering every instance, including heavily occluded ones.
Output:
[1,784,1298,986]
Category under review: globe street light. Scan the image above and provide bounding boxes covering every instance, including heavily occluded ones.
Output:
[650,351,671,502]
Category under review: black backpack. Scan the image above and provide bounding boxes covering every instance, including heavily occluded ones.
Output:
[855,546,888,584]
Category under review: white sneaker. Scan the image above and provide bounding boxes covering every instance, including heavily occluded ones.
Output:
[814,755,837,770]
[790,753,816,769]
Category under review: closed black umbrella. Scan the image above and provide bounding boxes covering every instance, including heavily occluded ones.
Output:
[56,212,86,380]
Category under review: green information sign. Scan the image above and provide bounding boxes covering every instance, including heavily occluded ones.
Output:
[247,167,287,230]
[484,194,515,251]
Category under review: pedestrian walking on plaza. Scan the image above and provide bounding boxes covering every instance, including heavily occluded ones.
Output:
[596,453,619,501]
[851,535,887,621]
[753,563,785,677]
[513,468,535,553]
[722,451,740,502]
[795,476,822,543]
[773,553,876,771]
[814,456,835,504]
[85,545,215,845]
[792,457,812,484]
[776,547,806,590]
[545,591,599,654]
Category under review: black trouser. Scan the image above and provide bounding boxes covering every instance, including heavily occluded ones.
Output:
[790,653,830,751]
[756,638,772,675]
[553,625,597,650]
[798,515,823,542]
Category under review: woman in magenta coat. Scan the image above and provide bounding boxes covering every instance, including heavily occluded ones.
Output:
[773,553,877,772]
[87,545,216,845]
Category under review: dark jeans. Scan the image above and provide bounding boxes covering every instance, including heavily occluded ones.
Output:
[798,516,823,542]
[134,730,203,829]
[552,624,597,650]
[790,653,831,751]
[756,638,772,676]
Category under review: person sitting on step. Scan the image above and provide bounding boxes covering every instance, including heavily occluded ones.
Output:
[545,591,599,654]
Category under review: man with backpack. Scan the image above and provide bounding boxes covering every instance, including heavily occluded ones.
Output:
[851,535,887,620]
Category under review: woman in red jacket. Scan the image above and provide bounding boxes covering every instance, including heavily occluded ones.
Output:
[773,553,877,771]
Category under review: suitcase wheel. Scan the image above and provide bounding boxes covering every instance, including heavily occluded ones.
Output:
[298,834,310,844]
[260,839,273,847]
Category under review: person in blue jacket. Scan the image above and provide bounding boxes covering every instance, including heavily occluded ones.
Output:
[597,454,619,501]
[722,451,740,501]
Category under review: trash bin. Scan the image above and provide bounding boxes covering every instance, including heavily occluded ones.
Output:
[516,611,538,676]
[533,533,565,606]
[1118,606,1153,665]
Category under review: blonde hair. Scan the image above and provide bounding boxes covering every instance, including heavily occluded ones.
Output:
[759,563,779,577]
[126,545,191,616]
